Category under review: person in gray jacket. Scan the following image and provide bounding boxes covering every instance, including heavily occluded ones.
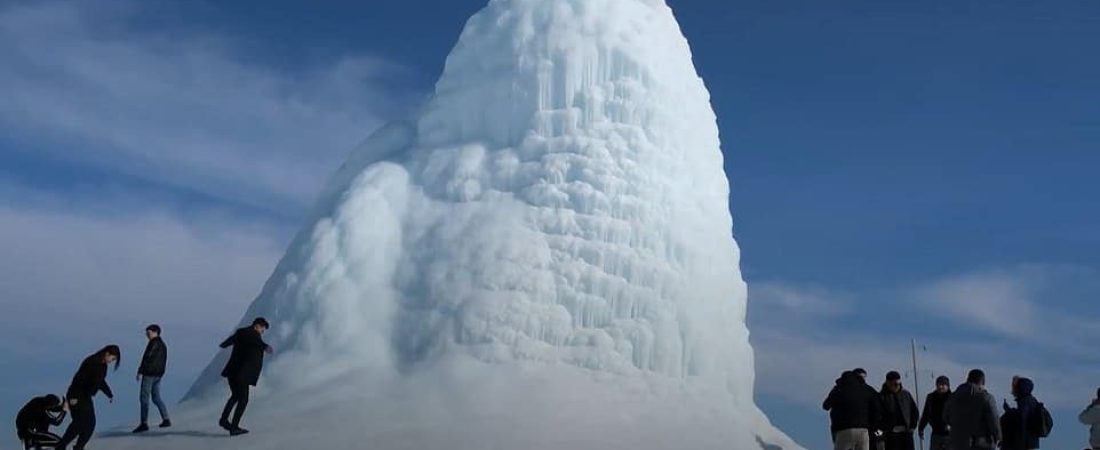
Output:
[943,369,1000,450]
[1078,387,1100,449]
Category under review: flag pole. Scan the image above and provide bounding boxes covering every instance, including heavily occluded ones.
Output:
[912,339,924,450]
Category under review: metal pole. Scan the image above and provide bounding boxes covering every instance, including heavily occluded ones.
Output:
[912,339,924,450]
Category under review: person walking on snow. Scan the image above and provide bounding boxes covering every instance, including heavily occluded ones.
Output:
[15,394,67,449]
[133,324,171,433]
[1078,388,1100,450]
[824,370,882,450]
[918,376,952,450]
[944,369,1000,450]
[878,371,919,450]
[56,345,120,450]
[218,317,273,436]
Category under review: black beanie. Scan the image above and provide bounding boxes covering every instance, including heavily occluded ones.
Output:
[936,375,950,386]
[886,371,902,381]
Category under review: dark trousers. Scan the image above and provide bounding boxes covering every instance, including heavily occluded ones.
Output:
[21,430,61,449]
[220,379,250,427]
[884,432,915,450]
[949,436,995,450]
[56,399,95,450]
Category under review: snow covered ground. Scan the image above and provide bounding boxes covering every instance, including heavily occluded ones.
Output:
[99,360,795,450]
[101,0,801,448]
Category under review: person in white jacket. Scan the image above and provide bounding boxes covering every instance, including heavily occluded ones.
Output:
[1078,388,1100,450]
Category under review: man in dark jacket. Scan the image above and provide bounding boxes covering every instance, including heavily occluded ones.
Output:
[879,371,919,450]
[918,376,952,450]
[218,317,273,436]
[16,394,67,449]
[133,324,170,433]
[1000,377,1045,450]
[944,369,1000,450]
[825,370,882,450]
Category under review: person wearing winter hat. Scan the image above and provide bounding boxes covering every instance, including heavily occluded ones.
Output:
[919,376,952,450]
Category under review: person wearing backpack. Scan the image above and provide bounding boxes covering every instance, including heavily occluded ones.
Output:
[999,377,1052,450]
[1077,388,1100,450]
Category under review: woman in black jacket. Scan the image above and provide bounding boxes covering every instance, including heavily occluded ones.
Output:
[56,345,120,450]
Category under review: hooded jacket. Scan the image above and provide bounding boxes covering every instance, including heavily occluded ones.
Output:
[1000,377,1041,450]
[824,372,882,431]
[944,382,1000,442]
[1078,401,1100,449]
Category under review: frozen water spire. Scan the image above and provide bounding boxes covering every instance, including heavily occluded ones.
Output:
[175,0,801,449]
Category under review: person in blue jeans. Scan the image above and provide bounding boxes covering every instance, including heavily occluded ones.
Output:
[132,324,170,433]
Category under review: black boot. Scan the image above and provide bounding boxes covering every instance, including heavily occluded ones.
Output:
[230,427,250,436]
[159,419,172,428]
[132,423,149,433]
[218,418,232,431]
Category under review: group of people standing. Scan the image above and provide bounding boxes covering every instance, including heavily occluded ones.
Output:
[14,318,273,450]
[824,368,1055,450]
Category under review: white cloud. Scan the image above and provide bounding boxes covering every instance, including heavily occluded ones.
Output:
[911,268,1039,339]
[0,200,284,344]
[750,273,1100,411]
[749,282,851,322]
[0,0,417,212]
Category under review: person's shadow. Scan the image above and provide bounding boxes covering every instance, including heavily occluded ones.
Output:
[755,436,784,450]
[99,429,226,439]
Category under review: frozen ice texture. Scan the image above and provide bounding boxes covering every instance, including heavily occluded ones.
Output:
[107,0,801,448]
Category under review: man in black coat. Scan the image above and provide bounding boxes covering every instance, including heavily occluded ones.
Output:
[879,371,920,450]
[133,324,170,433]
[825,370,883,450]
[918,376,952,450]
[218,317,273,436]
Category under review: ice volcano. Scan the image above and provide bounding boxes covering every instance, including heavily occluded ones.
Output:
[107,0,801,449]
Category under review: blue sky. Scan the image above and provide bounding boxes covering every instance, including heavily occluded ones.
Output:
[0,1,1098,449]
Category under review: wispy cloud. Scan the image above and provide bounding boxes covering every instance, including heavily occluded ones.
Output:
[751,269,1100,412]
[0,0,418,212]
[912,268,1040,339]
[750,282,851,323]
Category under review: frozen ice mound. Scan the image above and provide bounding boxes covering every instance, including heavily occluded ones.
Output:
[101,0,803,448]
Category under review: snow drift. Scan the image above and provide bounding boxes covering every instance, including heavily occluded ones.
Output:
[103,0,801,448]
